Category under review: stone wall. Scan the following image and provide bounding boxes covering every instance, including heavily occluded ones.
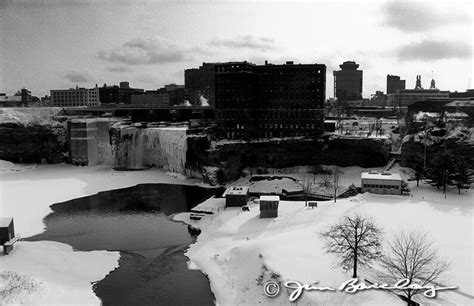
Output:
[69,118,115,166]
[0,123,67,163]
[186,136,391,182]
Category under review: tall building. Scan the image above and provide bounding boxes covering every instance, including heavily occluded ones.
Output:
[185,63,216,106]
[333,61,363,101]
[215,61,326,139]
[386,75,406,94]
[99,82,144,104]
[50,86,100,107]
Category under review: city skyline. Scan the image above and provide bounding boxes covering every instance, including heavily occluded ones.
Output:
[0,0,472,97]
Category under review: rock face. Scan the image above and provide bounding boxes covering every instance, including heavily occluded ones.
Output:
[0,123,67,163]
[187,136,390,183]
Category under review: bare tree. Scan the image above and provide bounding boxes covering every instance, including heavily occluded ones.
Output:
[378,231,450,305]
[320,214,382,278]
[329,166,343,203]
[300,174,315,206]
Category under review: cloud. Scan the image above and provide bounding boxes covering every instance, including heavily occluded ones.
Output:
[64,71,94,83]
[209,35,275,51]
[97,37,210,65]
[396,40,471,60]
[382,1,471,32]
[107,66,133,73]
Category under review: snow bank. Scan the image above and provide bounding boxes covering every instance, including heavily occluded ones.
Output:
[182,174,473,305]
[0,107,62,127]
[0,241,119,304]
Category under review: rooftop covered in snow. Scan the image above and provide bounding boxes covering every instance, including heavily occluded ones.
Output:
[361,171,402,180]
[226,186,249,196]
[259,195,280,201]
[0,217,13,228]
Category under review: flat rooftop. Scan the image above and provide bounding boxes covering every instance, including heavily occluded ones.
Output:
[361,172,402,180]
[260,195,280,201]
[226,186,249,196]
[0,217,13,228]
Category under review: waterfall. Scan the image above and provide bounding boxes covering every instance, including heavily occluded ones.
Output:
[144,127,187,173]
[114,125,187,173]
[116,127,146,170]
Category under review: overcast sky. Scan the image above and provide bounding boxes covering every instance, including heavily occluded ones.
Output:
[0,0,472,98]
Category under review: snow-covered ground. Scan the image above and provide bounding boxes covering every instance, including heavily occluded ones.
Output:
[1,162,472,305]
[0,241,119,304]
[176,166,473,305]
[0,107,62,126]
[0,162,202,304]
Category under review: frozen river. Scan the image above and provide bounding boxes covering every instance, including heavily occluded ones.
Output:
[27,183,216,305]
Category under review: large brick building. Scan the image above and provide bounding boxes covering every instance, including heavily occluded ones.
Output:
[215,61,326,139]
[50,86,100,107]
[185,63,216,106]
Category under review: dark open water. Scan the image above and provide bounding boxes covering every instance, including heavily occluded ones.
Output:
[27,184,216,306]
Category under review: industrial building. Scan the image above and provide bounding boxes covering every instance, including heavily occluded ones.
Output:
[361,171,402,195]
[50,86,100,107]
[215,61,326,139]
[185,63,216,107]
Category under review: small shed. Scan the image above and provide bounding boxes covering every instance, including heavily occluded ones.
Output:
[225,186,250,207]
[259,196,280,218]
[0,217,15,245]
[361,171,402,195]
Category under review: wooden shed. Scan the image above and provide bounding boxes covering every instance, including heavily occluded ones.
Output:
[0,217,15,245]
[259,196,280,218]
[1,217,18,254]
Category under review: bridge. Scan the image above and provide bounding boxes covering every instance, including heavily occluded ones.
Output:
[61,105,215,122]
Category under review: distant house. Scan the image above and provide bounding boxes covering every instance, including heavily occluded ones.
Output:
[259,196,280,218]
[361,171,402,195]
[225,186,250,207]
